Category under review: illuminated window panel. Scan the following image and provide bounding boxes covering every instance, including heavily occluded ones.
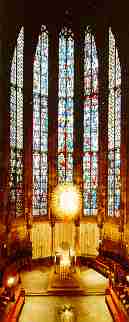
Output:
[33,25,48,216]
[58,27,74,183]
[108,28,121,217]
[10,27,24,216]
[83,27,98,216]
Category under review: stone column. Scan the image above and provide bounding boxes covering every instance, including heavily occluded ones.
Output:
[121,35,129,238]
[74,220,81,266]
[50,220,55,259]
[48,25,58,219]
[96,23,108,223]
[24,24,33,222]
[0,20,10,227]
[73,27,83,205]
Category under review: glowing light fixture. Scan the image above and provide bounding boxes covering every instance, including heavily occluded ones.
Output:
[126,275,129,283]
[60,254,71,267]
[51,183,82,220]
[7,276,15,287]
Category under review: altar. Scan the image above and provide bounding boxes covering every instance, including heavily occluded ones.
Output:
[54,243,76,280]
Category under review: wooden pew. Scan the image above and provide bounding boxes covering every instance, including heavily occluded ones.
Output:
[105,287,129,322]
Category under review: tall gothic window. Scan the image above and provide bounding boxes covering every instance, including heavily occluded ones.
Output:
[10,26,24,216]
[108,28,121,217]
[83,27,98,216]
[33,25,48,216]
[58,27,74,183]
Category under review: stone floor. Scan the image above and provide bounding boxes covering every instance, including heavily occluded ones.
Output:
[20,264,51,294]
[19,295,113,322]
[19,265,113,322]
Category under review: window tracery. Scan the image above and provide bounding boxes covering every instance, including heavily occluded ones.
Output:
[83,27,98,216]
[10,26,24,216]
[58,27,74,183]
[108,28,121,217]
[33,25,48,216]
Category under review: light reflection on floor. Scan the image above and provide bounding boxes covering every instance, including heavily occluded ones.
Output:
[79,268,109,293]
[19,267,113,322]
[19,295,113,322]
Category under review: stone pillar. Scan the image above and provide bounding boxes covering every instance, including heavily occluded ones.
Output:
[121,36,129,234]
[96,23,108,223]
[74,221,81,260]
[50,221,55,258]
[24,24,33,221]
[48,25,58,218]
[73,27,83,204]
[0,21,10,226]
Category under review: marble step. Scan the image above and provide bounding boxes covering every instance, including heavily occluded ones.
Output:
[25,289,105,296]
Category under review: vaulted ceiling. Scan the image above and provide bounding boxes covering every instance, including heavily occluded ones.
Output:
[2,0,129,28]
[1,0,129,63]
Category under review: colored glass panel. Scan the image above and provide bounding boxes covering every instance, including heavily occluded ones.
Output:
[83,27,98,216]
[10,27,24,216]
[108,28,121,217]
[33,25,48,215]
[58,27,74,183]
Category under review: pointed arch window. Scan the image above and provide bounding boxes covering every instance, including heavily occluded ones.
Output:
[108,28,121,217]
[10,26,24,216]
[83,27,98,216]
[58,27,74,183]
[33,25,48,216]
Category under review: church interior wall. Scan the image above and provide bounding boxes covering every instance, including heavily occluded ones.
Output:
[0,0,129,259]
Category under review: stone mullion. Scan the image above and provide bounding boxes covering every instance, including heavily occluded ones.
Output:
[73,29,84,216]
[73,28,83,256]
[48,26,58,220]
[23,26,33,220]
[96,25,108,222]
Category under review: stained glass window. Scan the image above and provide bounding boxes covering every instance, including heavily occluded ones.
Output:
[10,26,24,216]
[108,28,121,217]
[33,25,48,216]
[58,27,74,183]
[83,27,98,216]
